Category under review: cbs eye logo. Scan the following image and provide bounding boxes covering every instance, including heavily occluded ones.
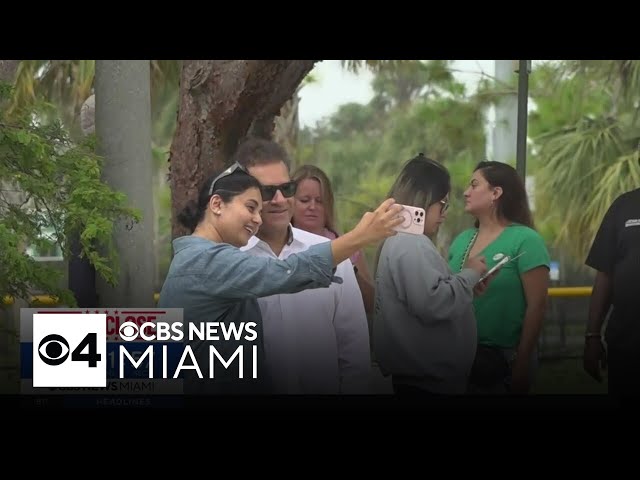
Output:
[119,322,140,341]
[118,321,157,342]
[32,314,107,388]
[38,333,101,367]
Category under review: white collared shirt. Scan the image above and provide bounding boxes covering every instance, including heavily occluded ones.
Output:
[241,226,371,394]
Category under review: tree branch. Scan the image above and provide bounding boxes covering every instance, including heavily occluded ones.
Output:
[248,60,318,139]
[36,196,64,249]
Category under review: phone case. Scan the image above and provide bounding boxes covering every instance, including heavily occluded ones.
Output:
[393,205,426,235]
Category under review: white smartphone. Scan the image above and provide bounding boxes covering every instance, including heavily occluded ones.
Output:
[393,205,426,235]
[477,251,526,283]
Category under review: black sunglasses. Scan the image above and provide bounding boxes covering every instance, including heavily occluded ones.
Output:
[208,162,248,196]
[260,181,297,201]
[439,199,450,214]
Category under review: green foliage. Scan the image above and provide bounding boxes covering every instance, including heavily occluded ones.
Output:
[11,60,181,141]
[9,60,182,290]
[301,59,640,274]
[154,143,173,286]
[0,82,140,304]
[306,60,640,272]
[0,222,71,305]
[299,61,489,267]
[528,62,611,139]
[530,60,640,263]
[371,60,456,110]
[10,60,95,139]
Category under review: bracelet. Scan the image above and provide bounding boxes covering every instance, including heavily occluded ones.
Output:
[585,332,601,338]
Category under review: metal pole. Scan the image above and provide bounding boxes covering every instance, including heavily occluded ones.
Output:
[493,61,517,163]
[515,60,531,180]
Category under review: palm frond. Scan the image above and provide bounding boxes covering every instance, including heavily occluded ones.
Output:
[535,115,634,261]
[151,60,181,87]
[610,61,640,101]
[7,60,46,116]
[586,151,640,219]
[340,60,406,74]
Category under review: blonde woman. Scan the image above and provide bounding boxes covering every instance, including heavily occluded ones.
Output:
[291,165,375,314]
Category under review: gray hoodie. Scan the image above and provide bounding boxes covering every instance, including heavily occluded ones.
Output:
[373,233,480,394]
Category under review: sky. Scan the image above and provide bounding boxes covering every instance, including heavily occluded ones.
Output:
[298,60,497,128]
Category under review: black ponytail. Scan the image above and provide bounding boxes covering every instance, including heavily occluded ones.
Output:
[177,200,201,233]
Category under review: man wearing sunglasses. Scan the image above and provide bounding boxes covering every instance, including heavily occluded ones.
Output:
[237,137,371,395]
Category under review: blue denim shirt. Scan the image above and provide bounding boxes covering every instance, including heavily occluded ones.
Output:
[157,235,335,394]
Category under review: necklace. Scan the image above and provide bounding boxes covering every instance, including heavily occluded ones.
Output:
[460,229,478,272]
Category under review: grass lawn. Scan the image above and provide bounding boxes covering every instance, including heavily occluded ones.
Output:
[533,357,607,395]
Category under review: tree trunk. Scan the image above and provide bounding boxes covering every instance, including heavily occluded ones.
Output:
[168,60,317,239]
[0,60,19,83]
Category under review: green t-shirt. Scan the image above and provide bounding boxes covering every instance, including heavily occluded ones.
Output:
[448,224,550,348]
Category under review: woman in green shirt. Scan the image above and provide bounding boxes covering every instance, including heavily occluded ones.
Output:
[448,161,550,394]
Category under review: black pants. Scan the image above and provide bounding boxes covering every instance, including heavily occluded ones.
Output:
[607,348,640,397]
[392,381,436,396]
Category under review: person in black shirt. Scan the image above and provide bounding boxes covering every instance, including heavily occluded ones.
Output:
[584,187,640,396]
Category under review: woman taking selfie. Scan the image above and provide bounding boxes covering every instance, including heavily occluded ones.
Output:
[158,162,403,394]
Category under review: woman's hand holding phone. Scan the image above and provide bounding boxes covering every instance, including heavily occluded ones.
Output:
[472,251,527,296]
[465,255,487,277]
[474,270,498,296]
[465,255,490,297]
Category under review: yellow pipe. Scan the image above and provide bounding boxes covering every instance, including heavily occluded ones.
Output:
[548,286,592,297]
[2,287,595,306]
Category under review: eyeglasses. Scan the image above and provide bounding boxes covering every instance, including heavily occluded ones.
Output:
[260,181,297,201]
[208,162,248,196]
[439,199,450,214]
